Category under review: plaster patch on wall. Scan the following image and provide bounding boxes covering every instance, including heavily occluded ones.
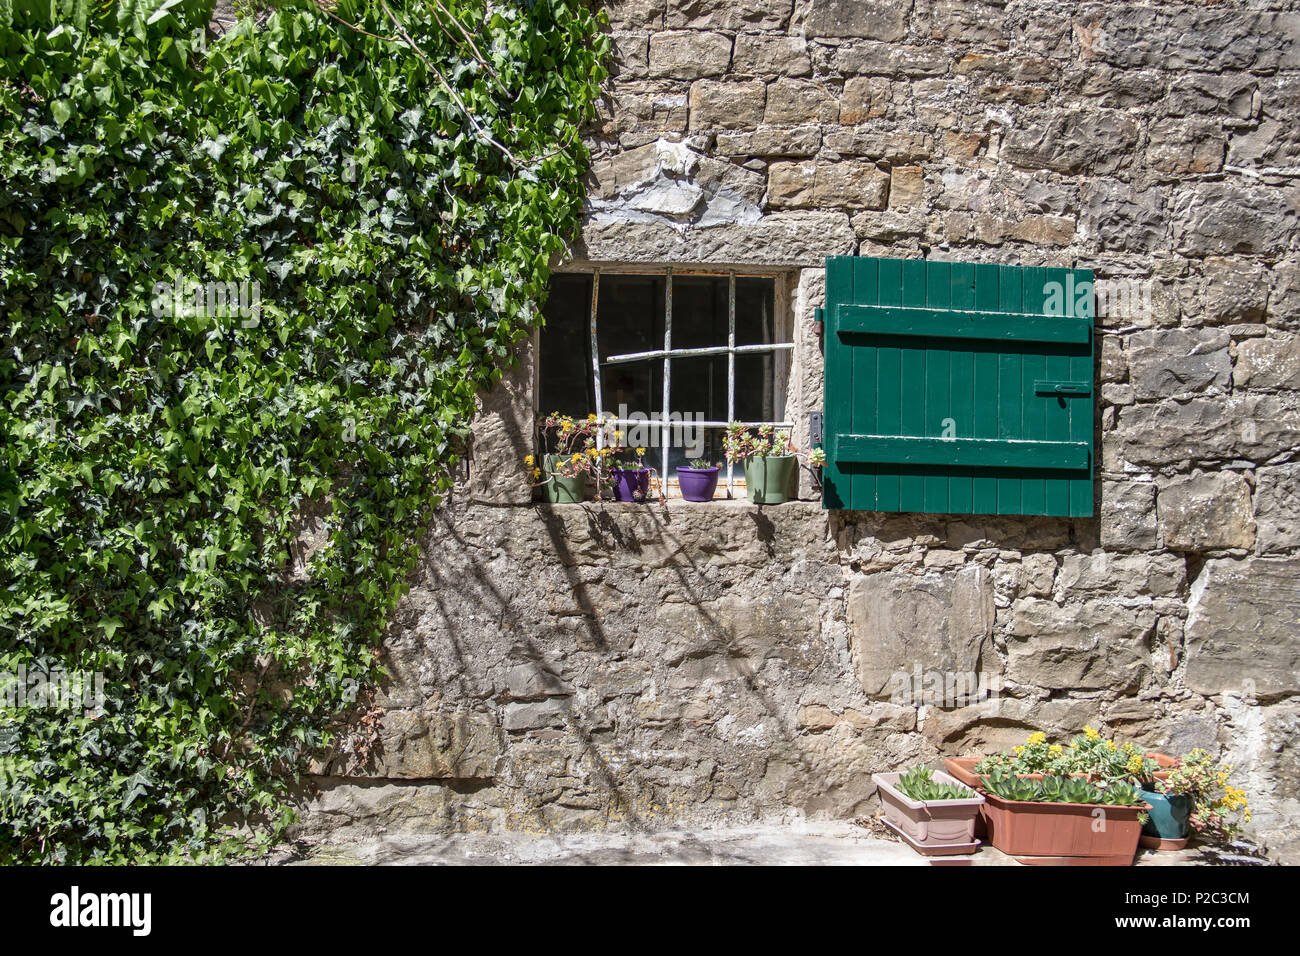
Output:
[587,138,763,230]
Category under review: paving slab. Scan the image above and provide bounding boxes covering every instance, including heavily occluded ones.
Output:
[281,822,1270,866]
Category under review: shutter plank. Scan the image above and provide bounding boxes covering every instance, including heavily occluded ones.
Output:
[875,257,903,512]
[924,260,952,513]
[833,435,1090,470]
[1019,265,1047,516]
[851,256,878,511]
[948,262,975,513]
[836,306,1091,344]
[1070,267,1095,517]
[1040,266,1071,516]
[899,258,928,513]
[997,264,1024,515]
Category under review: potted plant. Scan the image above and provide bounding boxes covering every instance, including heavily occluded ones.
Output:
[872,766,985,856]
[1135,748,1250,850]
[724,423,798,504]
[609,446,654,503]
[945,727,1173,789]
[979,771,1150,865]
[677,459,720,502]
[532,412,608,504]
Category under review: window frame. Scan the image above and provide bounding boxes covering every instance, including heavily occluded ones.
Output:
[548,266,795,497]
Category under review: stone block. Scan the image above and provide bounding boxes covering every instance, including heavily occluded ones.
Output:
[764,78,840,125]
[688,79,767,130]
[1235,334,1300,391]
[666,0,793,31]
[888,166,924,208]
[1185,557,1300,698]
[839,76,890,123]
[1255,463,1300,553]
[803,0,910,41]
[732,33,812,76]
[1173,184,1298,257]
[648,30,732,79]
[1117,394,1300,468]
[1126,328,1231,402]
[1100,479,1158,551]
[1157,471,1255,552]
[1006,598,1154,692]
[847,565,995,699]
[1002,109,1138,175]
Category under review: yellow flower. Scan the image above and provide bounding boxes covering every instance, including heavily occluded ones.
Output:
[587,413,597,422]
[1027,732,1047,747]
[524,455,534,466]
[1012,745,1026,755]
[1106,740,1117,751]
[1049,744,1063,756]
[532,468,541,479]
[1084,725,1100,740]
[635,447,646,456]
[615,430,623,439]
[570,453,582,463]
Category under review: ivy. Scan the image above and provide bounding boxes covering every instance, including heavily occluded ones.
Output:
[0,0,607,863]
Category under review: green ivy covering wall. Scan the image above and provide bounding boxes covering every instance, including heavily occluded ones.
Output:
[0,0,607,863]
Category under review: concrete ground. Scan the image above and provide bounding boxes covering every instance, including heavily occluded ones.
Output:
[281,821,1271,866]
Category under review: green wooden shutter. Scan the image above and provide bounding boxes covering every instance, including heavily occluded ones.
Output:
[821,256,1094,517]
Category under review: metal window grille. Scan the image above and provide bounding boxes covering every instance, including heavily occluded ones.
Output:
[586,268,793,497]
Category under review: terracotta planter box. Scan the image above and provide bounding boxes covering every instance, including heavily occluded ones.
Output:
[981,791,1149,864]
[872,771,985,854]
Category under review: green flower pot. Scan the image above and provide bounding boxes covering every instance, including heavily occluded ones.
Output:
[742,455,796,504]
[542,454,586,504]
[1137,785,1192,841]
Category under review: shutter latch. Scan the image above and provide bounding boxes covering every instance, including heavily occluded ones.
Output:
[1034,380,1092,396]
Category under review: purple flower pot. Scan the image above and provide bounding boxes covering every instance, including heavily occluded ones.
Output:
[676,466,720,502]
[610,468,651,502]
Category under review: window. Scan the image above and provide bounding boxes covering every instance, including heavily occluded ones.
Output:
[539,269,792,496]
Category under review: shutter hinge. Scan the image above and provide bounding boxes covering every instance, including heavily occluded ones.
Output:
[809,411,823,446]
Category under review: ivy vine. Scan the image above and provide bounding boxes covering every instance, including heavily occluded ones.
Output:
[0,0,607,862]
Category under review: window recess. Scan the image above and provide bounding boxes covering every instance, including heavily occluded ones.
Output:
[539,269,792,497]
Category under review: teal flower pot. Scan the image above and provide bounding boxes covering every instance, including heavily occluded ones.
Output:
[1137,785,1192,841]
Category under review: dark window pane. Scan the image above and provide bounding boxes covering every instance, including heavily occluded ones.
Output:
[597,275,665,362]
[670,275,728,350]
[735,277,776,346]
[734,352,776,422]
[539,274,594,418]
[669,354,728,423]
[601,359,661,421]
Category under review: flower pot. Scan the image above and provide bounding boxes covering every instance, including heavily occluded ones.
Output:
[980,791,1149,863]
[943,757,984,789]
[1136,785,1192,845]
[676,466,720,502]
[742,455,796,504]
[542,454,585,504]
[610,467,651,502]
[872,771,985,856]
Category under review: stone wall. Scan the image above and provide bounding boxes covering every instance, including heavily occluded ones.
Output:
[298,0,1300,860]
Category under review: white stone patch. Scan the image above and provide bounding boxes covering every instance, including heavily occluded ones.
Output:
[587,137,763,231]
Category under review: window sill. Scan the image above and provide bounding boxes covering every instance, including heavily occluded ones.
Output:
[532,496,822,510]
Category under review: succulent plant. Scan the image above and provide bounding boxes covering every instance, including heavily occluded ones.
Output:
[895,766,974,802]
